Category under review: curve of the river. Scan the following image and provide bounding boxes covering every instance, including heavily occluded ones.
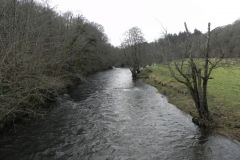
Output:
[0,68,240,160]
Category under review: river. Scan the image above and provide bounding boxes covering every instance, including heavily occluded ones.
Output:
[0,68,240,160]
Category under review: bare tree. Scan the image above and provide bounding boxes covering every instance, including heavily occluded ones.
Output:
[169,23,223,126]
[121,27,146,79]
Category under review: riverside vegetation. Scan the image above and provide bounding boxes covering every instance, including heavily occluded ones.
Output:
[140,59,240,139]
[0,0,119,131]
[120,20,240,140]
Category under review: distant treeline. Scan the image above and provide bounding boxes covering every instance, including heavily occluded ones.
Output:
[120,20,240,67]
[0,0,118,128]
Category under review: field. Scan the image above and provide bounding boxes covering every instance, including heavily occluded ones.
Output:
[140,59,240,140]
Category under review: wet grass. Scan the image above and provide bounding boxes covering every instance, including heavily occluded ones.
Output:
[140,59,240,140]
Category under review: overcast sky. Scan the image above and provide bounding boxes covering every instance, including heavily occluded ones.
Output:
[45,0,240,46]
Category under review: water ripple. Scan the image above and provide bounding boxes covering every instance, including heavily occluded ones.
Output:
[0,68,240,160]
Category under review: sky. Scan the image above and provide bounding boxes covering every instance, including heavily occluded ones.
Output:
[44,0,240,46]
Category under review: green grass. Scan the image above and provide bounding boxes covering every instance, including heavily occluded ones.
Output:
[140,59,240,140]
[209,67,240,110]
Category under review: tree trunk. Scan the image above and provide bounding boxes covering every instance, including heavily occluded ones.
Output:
[130,67,138,80]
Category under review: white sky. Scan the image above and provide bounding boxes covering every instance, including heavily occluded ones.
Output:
[45,0,240,46]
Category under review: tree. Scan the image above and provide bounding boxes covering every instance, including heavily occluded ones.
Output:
[121,27,146,79]
[168,23,223,127]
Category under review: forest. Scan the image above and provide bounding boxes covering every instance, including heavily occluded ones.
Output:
[0,0,119,130]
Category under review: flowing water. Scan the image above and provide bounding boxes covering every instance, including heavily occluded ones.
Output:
[0,68,240,160]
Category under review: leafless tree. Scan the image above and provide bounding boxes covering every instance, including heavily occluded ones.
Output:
[121,27,146,79]
[168,23,223,126]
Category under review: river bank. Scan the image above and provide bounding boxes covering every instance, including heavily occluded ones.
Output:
[139,64,240,141]
[0,73,85,134]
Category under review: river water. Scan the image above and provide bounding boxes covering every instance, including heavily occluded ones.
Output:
[0,68,240,160]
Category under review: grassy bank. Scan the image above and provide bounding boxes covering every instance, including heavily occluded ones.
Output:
[140,60,240,140]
